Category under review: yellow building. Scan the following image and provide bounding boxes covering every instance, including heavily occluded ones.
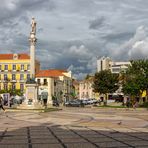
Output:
[0,53,40,93]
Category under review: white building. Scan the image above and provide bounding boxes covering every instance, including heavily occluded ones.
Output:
[36,69,73,104]
[97,57,130,74]
[111,61,131,74]
[97,56,112,72]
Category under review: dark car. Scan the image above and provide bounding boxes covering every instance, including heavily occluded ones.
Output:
[65,100,82,107]
[52,100,59,107]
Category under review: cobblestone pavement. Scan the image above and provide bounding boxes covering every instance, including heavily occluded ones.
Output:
[0,107,148,148]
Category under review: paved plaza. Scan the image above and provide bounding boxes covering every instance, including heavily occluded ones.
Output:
[0,107,148,148]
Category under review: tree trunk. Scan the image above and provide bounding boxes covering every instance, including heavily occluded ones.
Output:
[139,92,143,105]
[103,94,107,106]
[130,95,134,107]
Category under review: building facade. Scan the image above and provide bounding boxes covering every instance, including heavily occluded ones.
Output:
[79,76,95,99]
[111,61,131,74]
[0,53,40,93]
[97,56,112,72]
[97,56,130,74]
[72,79,79,99]
[36,69,73,104]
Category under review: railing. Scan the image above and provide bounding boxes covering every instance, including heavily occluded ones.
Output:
[38,82,48,86]
[37,83,41,86]
[3,78,10,82]
[43,82,48,86]
[11,79,17,82]
[19,79,25,82]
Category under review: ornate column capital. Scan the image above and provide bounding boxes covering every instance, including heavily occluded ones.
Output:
[29,35,37,46]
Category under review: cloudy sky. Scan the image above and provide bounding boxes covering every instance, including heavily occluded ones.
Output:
[1,0,148,79]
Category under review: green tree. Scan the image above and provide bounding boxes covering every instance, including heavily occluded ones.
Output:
[93,70,119,105]
[0,89,23,96]
[122,79,140,100]
[10,89,23,96]
[122,59,148,103]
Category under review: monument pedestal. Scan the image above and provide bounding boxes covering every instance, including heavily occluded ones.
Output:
[25,83,38,108]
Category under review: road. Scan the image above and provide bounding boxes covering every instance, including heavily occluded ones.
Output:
[0,107,148,147]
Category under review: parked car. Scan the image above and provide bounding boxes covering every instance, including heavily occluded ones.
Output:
[11,95,25,105]
[81,99,88,105]
[90,98,98,104]
[65,100,82,107]
[81,98,98,105]
[87,99,94,104]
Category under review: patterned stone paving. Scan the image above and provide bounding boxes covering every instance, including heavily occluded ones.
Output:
[0,126,148,148]
[0,108,148,147]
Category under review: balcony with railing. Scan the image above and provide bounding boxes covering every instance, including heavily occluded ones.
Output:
[38,82,48,86]
[4,78,10,82]
[19,79,25,82]
[43,82,48,86]
[37,82,41,86]
[11,79,17,82]
[0,79,4,82]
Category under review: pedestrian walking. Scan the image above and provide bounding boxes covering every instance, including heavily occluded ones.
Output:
[126,98,130,110]
[0,96,5,112]
[133,101,138,110]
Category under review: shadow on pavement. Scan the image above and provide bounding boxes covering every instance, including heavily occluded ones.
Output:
[0,124,148,148]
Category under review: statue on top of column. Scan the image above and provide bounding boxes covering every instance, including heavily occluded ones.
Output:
[31,17,36,34]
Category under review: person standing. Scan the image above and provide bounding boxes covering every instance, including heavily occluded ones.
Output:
[126,97,130,110]
[0,96,5,112]
[133,101,138,110]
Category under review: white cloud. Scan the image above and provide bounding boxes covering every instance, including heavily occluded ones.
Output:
[1,0,148,80]
[87,57,97,73]
[108,25,148,60]
[68,64,85,72]
[129,39,148,59]
[64,45,92,59]
[73,73,87,80]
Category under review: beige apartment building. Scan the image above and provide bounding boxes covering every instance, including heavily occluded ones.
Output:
[72,79,79,99]
[79,76,95,99]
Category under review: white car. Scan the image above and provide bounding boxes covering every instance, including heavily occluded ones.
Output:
[81,98,89,105]
[87,98,98,104]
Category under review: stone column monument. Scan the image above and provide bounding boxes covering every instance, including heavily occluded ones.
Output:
[25,18,38,108]
[30,17,37,78]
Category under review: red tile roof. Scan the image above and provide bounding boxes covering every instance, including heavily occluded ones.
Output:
[36,69,66,77]
[0,54,30,60]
